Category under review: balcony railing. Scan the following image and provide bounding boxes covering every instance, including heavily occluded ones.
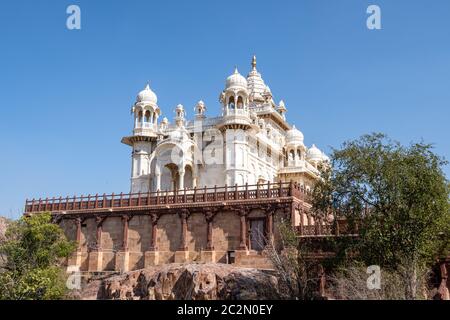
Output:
[224,108,250,117]
[297,219,360,237]
[24,182,312,214]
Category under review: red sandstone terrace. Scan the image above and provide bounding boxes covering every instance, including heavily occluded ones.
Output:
[24,182,345,272]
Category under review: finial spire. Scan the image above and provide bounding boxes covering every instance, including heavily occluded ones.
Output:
[251,55,257,70]
[234,65,238,73]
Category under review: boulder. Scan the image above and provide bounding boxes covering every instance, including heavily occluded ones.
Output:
[77,263,283,300]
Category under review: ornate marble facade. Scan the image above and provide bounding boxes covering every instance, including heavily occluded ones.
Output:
[121,56,329,194]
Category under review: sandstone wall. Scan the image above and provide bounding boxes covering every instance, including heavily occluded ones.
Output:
[60,208,274,272]
[212,211,240,263]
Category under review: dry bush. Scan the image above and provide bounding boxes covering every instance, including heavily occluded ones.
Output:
[328,263,431,300]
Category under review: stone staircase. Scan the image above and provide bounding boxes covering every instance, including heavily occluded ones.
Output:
[236,250,274,270]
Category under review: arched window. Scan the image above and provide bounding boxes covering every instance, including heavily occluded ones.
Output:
[145,110,151,123]
[138,111,143,123]
[237,96,244,109]
[297,149,301,160]
[228,96,235,109]
[289,150,295,161]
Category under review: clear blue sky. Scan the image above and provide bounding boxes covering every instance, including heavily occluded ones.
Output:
[1,0,449,219]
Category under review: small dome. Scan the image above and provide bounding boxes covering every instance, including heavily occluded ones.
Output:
[176,104,184,112]
[161,117,169,124]
[307,144,323,161]
[196,100,206,115]
[136,84,157,104]
[286,125,304,144]
[226,67,247,89]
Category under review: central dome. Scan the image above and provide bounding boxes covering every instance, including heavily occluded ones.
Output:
[226,67,247,89]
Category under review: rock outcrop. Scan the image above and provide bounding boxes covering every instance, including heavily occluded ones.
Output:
[74,263,284,300]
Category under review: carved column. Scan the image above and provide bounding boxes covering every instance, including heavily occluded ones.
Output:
[205,211,215,250]
[238,209,248,250]
[95,216,104,250]
[75,217,82,250]
[179,170,185,190]
[156,173,161,191]
[122,215,130,251]
[149,213,158,251]
[174,209,190,263]
[145,213,160,267]
[89,216,105,272]
[179,209,189,251]
[266,210,274,243]
[69,217,84,269]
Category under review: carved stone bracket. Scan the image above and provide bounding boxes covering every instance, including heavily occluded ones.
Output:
[51,214,63,224]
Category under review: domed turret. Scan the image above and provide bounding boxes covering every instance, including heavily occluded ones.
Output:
[307,144,323,162]
[132,83,161,137]
[136,84,157,105]
[195,100,206,119]
[160,117,169,131]
[226,67,248,90]
[286,125,304,145]
[175,104,186,128]
[220,67,249,116]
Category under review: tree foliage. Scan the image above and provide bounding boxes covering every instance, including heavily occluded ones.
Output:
[312,133,450,299]
[0,212,76,300]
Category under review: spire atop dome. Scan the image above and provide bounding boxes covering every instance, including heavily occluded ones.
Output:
[251,55,257,70]
[247,55,272,103]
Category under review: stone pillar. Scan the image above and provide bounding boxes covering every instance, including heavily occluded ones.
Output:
[238,209,248,251]
[88,216,104,272]
[156,173,161,191]
[266,211,274,243]
[75,217,82,250]
[145,213,159,267]
[179,210,188,251]
[175,210,189,263]
[206,218,214,250]
[149,214,158,251]
[95,216,103,250]
[178,170,185,190]
[122,215,129,251]
[68,217,83,268]
[201,211,216,263]
[116,215,130,272]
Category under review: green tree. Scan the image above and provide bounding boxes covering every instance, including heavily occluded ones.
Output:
[0,212,76,300]
[312,133,450,299]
